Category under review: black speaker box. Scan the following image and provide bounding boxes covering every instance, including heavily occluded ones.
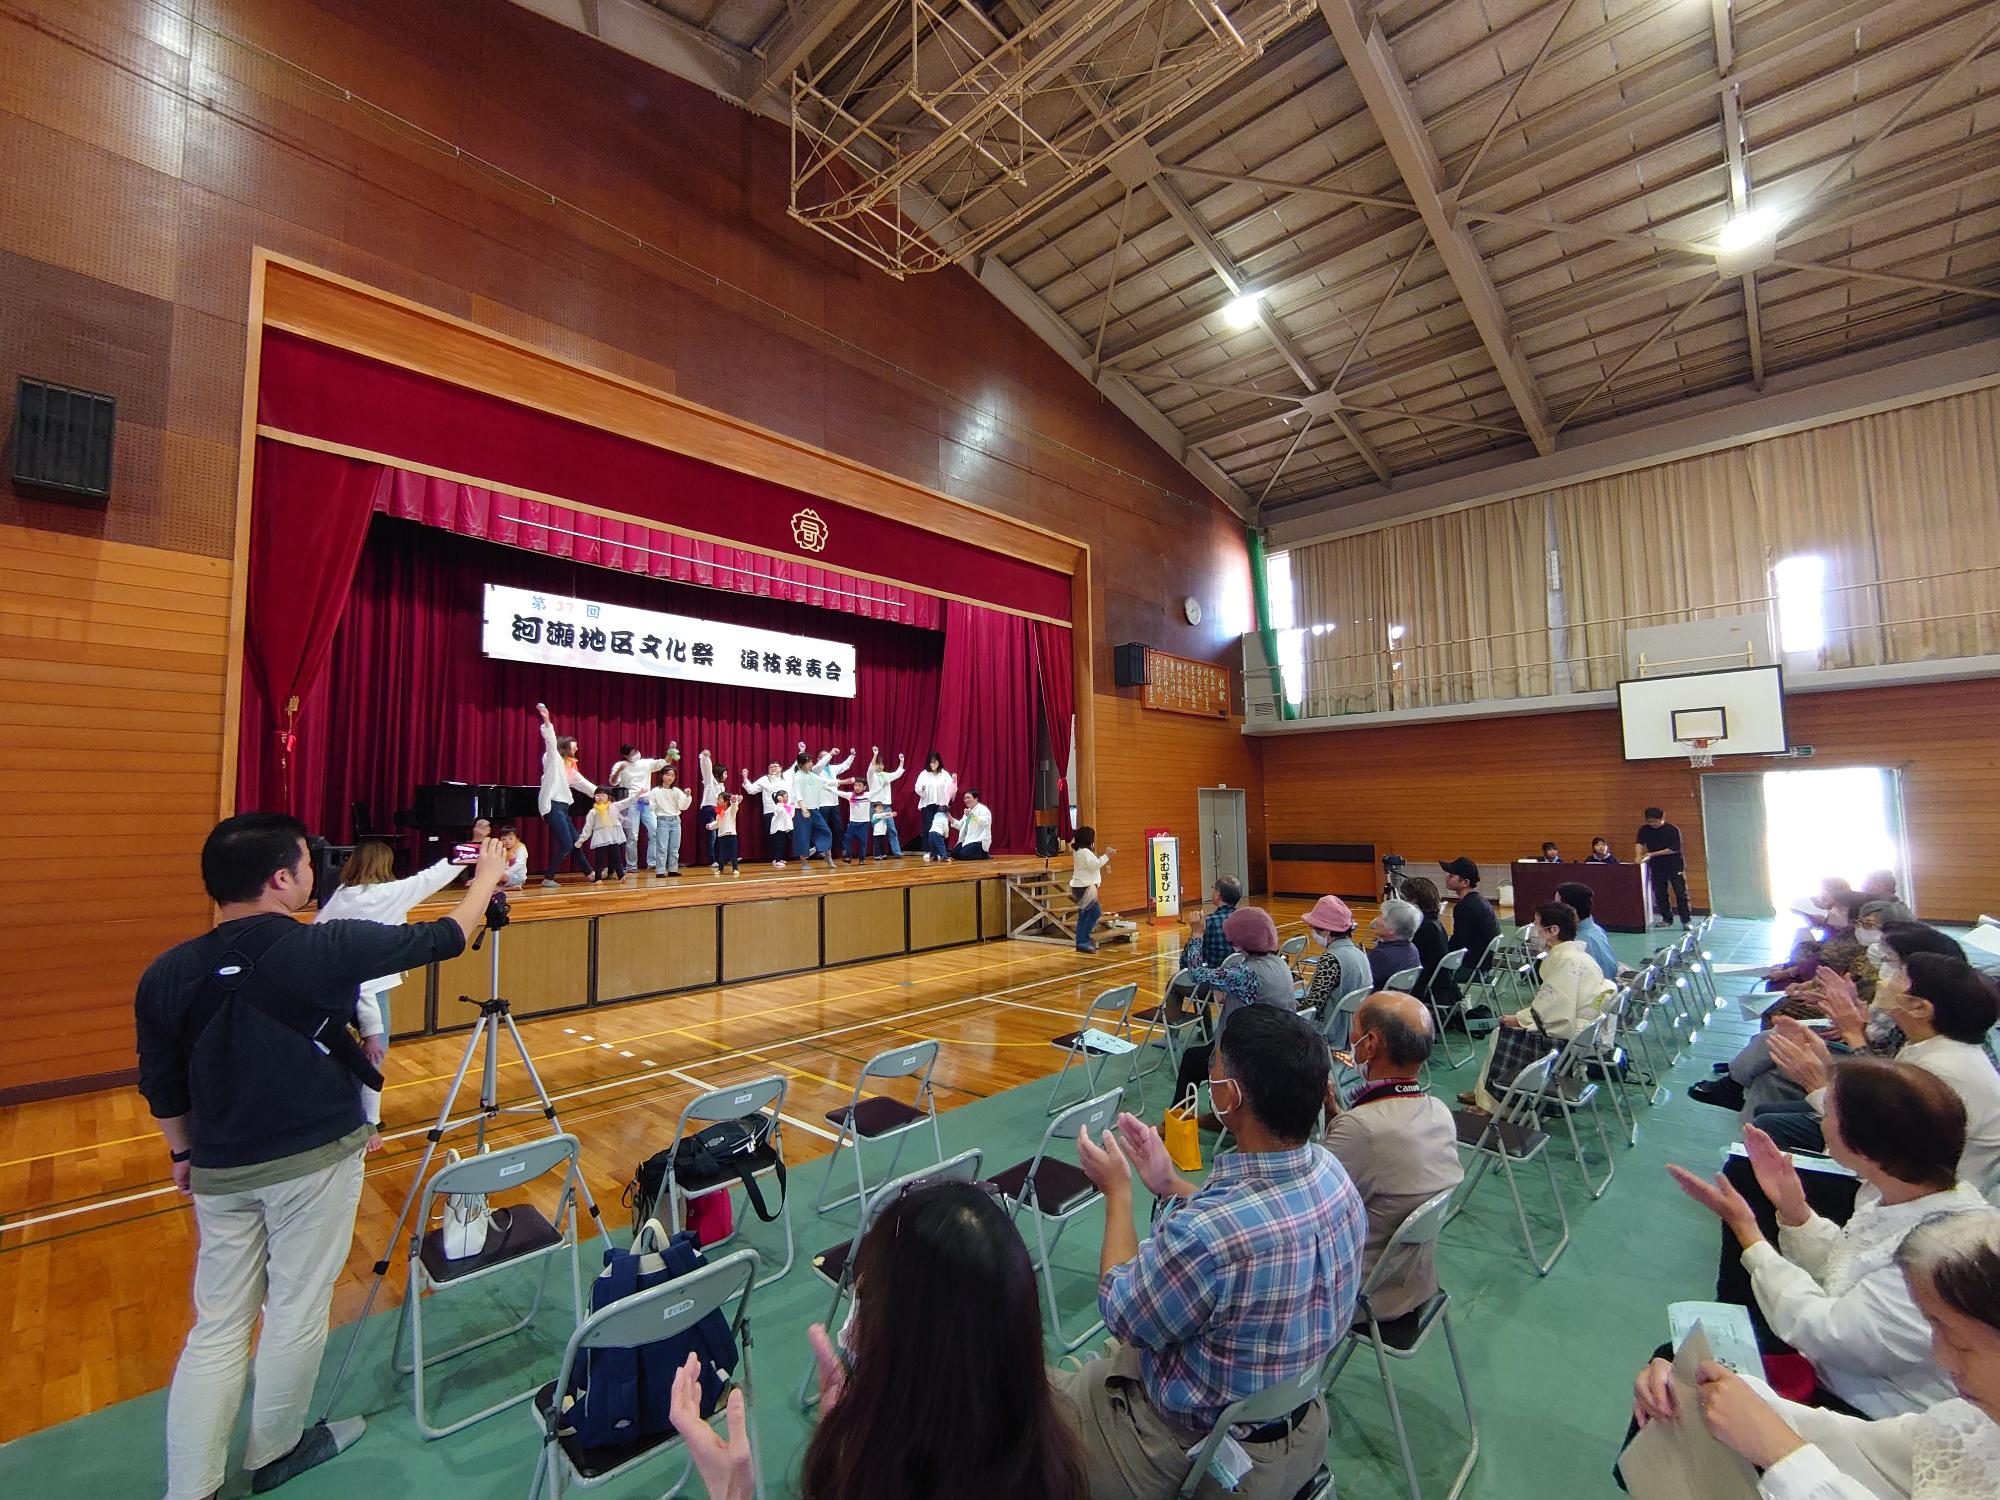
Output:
[1035,825,1060,857]
[12,377,115,501]
[1114,642,1149,686]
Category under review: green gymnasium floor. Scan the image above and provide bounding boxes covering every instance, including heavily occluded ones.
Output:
[0,919,1799,1499]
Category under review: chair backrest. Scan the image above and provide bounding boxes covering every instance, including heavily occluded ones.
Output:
[1383,965,1423,994]
[1322,984,1371,1042]
[672,1075,788,1151]
[1180,1355,1332,1497]
[1472,932,1505,972]
[1280,934,1309,960]
[852,1039,941,1106]
[1083,982,1140,1029]
[1020,1089,1123,1209]
[1356,1186,1456,1300]
[1554,1013,1613,1077]
[1436,948,1467,978]
[422,1133,580,1207]
[831,1149,986,1291]
[571,1245,759,1354]
[1493,1051,1559,1120]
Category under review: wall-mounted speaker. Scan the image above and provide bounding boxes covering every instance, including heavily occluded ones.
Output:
[12,377,116,502]
[1113,642,1149,686]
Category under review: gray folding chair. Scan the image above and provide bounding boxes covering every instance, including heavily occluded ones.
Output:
[1426,949,1474,1068]
[1383,964,1423,995]
[1177,1353,1335,1500]
[1327,1189,1478,1500]
[994,1088,1123,1351]
[813,1040,944,1215]
[1280,933,1311,1000]
[1455,933,1509,1026]
[797,1149,985,1408]
[1323,984,1372,1078]
[528,1246,763,1500]
[654,1075,794,1288]
[1447,1051,1571,1276]
[1046,983,1140,1115]
[397,1134,587,1439]
[1538,1014,1620,1199]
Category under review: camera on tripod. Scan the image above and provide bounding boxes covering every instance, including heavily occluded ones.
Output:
[1381,853,1408,902]
[485,891,511,930]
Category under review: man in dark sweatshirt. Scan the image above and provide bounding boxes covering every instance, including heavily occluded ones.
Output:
[137,813,507,1500]
[1440,856,1500,977]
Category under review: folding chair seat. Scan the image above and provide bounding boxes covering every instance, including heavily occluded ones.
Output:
[995,1089,1123,1351]
[397,1134,588,1439]
[1177,1353,1336,1500]
[1531,1015,1619,1199]
[650,1075,794,1288]
[814,1040,944,1215]
[528,1247,763,1499]
[1447,1052,1570,1276]
[798,1149,985,1408]
[1326,1190,1478,1500]
[1046,983,1139,1114]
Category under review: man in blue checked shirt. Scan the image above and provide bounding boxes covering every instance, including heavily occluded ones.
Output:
[1160,875,1243,1019]
[1062,1006,1366,1500]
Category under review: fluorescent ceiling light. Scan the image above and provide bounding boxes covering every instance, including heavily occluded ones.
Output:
[1717,209,1778,254]
[1222,293,1262,329]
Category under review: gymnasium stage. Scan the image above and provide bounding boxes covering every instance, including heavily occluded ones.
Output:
[378,853,1052,1039]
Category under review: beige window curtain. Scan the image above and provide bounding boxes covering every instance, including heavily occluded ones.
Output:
[1290,494,1550,712]
[1553,449,1768,690]
[1743,421,1886,670]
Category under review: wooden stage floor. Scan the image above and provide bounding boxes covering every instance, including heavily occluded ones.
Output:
[0,895,1326,1441]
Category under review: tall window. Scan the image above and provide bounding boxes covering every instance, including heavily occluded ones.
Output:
[1266,549,1296,629]
[1773,554,1827,654]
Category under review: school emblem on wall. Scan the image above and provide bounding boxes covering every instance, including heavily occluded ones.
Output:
[790,508,829,553]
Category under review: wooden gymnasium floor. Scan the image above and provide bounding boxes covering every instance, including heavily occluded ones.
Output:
[0,897,1332,1442]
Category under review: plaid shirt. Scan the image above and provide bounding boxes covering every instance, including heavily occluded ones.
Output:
[1100,1143,1366,1428]
[1181,902,1237,971]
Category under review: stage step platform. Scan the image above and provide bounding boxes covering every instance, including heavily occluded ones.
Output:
[1004,871,1138,948]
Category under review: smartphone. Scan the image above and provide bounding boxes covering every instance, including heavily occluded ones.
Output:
[1801,1017,1836,1033]
[452,843,481,864]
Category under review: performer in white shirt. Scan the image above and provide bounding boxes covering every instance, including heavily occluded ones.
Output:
[768,790,797,868]
[645,766,693,877]
[949,790,992,861]
[575,788,630,881]
[535,703,596,887]
[796,745,850,864]
[695,750,728,871]
[865,749,905,860]
[608,742,674,873]
[741,758,791,866]
[841,773,875,864]
[914,752,956,841]
[1068,826,1113,953]
[314,840,466,1147]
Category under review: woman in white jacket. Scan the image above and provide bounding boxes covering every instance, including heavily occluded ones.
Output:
[1633,1211,2000,1498]
[1665,1059,1994,1420]
[314,839,465,1149]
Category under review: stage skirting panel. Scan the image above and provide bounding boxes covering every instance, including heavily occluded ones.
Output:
[373,857,1041,1037]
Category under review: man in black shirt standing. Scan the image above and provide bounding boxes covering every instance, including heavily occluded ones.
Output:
[137,813,507,1499]
[1440,857,1500,976]
[1634,805,1692,928]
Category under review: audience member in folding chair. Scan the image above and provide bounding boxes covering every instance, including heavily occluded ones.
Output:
[652,1075,795,1289]
[528,1246,763,1500]
[993,1088,1124,1352]
[396,1133,588,1439]
[813,1040,945,1216]
[1046,983,1140,1115]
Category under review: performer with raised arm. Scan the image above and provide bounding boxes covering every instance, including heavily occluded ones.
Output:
[534,703,596,888]
[741,756,790,866]
[867,749,907,860]
[812,745,856,863]
[696,749,727,871]
[841,766,875,864]
[608,741,674,873]
[950,789,993,861]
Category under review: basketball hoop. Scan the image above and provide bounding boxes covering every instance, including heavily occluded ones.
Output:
[1684,737,1716,769]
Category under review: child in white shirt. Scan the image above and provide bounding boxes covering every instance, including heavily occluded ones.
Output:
[923,806,951,862]
[768,792,796,868]
[646,768,693,877]
[500,827,528,889]
[706,793,743,874]
[576,789,629,881]
[314,839,466,1149]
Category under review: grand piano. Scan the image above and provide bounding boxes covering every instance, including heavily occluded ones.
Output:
[396,782,545,860]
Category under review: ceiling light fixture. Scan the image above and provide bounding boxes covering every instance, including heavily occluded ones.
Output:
[1222,292,1263,329]
[1715,208,1779,275]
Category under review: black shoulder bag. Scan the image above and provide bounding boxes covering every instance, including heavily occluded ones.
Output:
[182,917,384,1092]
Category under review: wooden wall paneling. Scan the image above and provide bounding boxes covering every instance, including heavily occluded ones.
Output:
[978,877,1009,940]
[386,973,429,1038]
[909,882,979,950]
[596,906,721,1000]
[1256,678,2000,924]
[433,915,590,1019]
[720,897,821,981]
[822,887,908,965]
[1091,690,1266,913]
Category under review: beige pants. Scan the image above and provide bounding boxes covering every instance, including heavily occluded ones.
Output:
[1055,1343,1330,1500]
[164,1150,365,1500]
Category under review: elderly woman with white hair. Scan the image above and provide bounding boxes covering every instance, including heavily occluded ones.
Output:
[1368,898,1423,989]
[1631,1209,2000,1497]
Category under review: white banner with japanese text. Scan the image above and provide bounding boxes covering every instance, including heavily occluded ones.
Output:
[481,584,857,698]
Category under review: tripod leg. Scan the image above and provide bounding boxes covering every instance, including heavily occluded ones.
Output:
[500,1010,611,1239]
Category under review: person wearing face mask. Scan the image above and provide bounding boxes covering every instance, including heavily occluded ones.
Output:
[1460,900,1613,1113]
[1634,1211,2000,1500]
[1320,993,1464,1320]
[1067,1006,1366,1500]
[1301,895,1371,1037]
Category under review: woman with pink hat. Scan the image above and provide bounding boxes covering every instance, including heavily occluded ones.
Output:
[1173,905,1295,1102]
[1302,894,1372,1036]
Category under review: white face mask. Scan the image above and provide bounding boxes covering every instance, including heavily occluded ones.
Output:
[1312,928,1333,948]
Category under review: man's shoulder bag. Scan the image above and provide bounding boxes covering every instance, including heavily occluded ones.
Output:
[182,916,383,1092]
[623,1113,786,1233]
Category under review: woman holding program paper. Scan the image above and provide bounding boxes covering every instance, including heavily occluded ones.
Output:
[1630,1212,2000,1499]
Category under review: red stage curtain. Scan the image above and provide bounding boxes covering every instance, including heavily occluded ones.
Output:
[377,468,942,629]
[263,519,1034,861]
[239,440,387,813]
[1032,621,1075,830]
[935,602,1037,855]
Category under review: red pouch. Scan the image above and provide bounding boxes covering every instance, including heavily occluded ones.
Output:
[685,1190,734,1247]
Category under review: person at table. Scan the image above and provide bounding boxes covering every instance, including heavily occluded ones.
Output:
[1367,899,1423,989]
[1539,842,1562,862]
[1440,857,1499,976]
[534,702,595,888]
[1585,836,1618,864]
[1635,806,1692,929]
[949,790,992,860]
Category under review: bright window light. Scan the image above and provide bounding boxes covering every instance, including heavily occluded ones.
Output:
[1223,292,1263,330]
[1718,208,1779,254]
[1387,623,1406,642]
[1773,553,1827,653]
[1277,627,1305,706]
[1265,550,1295,629]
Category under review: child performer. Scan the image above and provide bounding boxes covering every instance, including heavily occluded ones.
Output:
[706,792,743,874]
[871,801,896,860]
[646,765,692,877]
[608,742,675,871]
[842,773,874,864]
[499,826,528,889]
[696,750,728,870]
[922,804,951,862]
[576,788,629,881]
[866,748,906,860]
[314,839,466,1150]
[768,790,796,869]
[535,703,596,887]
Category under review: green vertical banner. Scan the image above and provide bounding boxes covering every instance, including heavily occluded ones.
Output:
[1246,530,1295,721]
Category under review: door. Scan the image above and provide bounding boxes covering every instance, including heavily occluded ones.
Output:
[1197,787,1249,901]
[1699,773,1773,918]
